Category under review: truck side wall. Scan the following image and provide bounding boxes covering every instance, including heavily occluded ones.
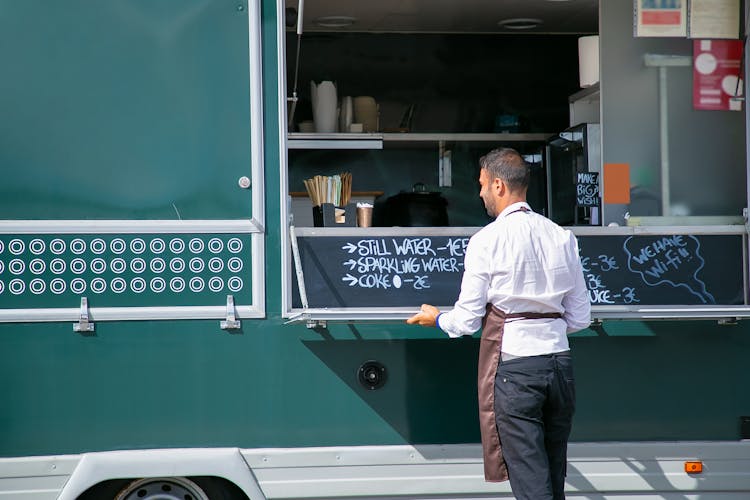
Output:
[0,0,748,482]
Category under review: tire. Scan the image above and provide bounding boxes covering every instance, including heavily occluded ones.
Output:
[77,476,248,500]
[190,476,249,499]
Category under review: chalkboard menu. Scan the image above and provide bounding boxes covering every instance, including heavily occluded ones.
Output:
[294,236,468,308]
[578,234,743,306]
[293,233,745,309]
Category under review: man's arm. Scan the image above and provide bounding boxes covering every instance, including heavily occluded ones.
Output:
[562,235,592,333]
[406,234,489,336]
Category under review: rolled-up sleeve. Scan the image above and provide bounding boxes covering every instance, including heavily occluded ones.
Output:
[562,235,591,333]
[438,235,490,337]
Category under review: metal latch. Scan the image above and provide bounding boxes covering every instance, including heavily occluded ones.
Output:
[220,295,241,330]
[73,297,95,333]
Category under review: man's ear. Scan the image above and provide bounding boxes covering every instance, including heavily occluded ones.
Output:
[494,178,505,196]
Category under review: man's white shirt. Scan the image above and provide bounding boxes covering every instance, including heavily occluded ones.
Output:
[437,202,591,356]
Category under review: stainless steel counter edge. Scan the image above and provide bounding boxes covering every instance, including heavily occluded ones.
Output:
[293,225,748,237]
[287,306,750,323]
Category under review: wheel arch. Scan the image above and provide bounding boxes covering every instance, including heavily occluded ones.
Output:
[58,448,265,500]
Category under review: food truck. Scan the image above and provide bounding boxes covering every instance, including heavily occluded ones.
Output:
[1,0,749,498]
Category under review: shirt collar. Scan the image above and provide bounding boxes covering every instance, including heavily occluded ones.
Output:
[498,201,532,219]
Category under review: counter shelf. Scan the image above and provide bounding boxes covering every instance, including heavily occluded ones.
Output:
[287,132,552,149]
[287,225,749,326]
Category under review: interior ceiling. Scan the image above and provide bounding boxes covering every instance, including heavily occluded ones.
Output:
[286,0,599,34]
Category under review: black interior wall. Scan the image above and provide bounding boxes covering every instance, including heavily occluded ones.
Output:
[287,33,581,133]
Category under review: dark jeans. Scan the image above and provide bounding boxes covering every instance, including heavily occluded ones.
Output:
[494,352,575,500]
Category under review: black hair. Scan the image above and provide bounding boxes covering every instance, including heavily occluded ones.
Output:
[479,148,529,193]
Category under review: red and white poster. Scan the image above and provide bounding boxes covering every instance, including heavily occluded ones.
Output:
[635,0,687,37]
[693,40,743,111]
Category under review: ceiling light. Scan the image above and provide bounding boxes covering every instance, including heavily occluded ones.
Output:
[497,18,543,30]
[313,16,356,28]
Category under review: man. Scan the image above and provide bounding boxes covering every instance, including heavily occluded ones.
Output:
[407,148,590,500]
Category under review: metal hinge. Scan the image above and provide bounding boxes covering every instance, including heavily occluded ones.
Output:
[220,295,241,330]
[73,297,95,333]
[306,319,327,329]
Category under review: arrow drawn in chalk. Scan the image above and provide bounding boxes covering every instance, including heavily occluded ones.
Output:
[343,259,357,270]
[342,274,357,286]
[342,243,357,253]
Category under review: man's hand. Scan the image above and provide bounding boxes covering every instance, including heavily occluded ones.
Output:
[406,304,441,327]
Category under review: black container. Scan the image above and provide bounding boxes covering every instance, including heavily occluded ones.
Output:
[313,203,356,227]
[383,185,449,227]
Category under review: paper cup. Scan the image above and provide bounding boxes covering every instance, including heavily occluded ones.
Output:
[357,206,373,227]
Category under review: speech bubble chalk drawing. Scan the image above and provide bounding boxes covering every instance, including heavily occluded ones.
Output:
[624,235,715,304]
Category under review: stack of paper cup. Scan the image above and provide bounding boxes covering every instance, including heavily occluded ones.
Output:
[339,96,353,132]
[578,36,599,88]
[353,96,378,132]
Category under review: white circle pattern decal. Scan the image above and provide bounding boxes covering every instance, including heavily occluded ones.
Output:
[9,239,25,255]
[10,279,26,295]
[50,239,66,255]
[170,258,185,273]
[70,258,87,274]
[0,236,247,298]
[70,278,86,294]
[70,238,86,255]
[110,238,126,254]
[150,257,166,273]
[30,278,46,295]
[227,276,243,292]
[208,257,224,273]
[130,277,146,293]
[91,278,107,293]
[150,238,165,254]
[90,258,107,274]
[208,238,224,254]
[189,238,205,254]
[170,277,185,293]
[189,277,205,292]
[91,278,107,294]
[227,238,242,253]
[29,259,46,275]
[130,258,146,274]
[50,278,66,295]
[9,259,25,275]
[150,277,166,293]
[130,238,146,254]
[50,258,66,275]
[227,257,243,273]
[29,239,46,255]
[208,276,224,292]
[111,278,127,294]
[169,238,185,254]
[189,257,205,273]
[90,238,107,254]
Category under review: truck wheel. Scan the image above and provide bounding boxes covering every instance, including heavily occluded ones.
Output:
[115,477,209,500]
[112,476,247,500]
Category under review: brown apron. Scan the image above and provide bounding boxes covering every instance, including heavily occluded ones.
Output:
[477,304,563,482]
